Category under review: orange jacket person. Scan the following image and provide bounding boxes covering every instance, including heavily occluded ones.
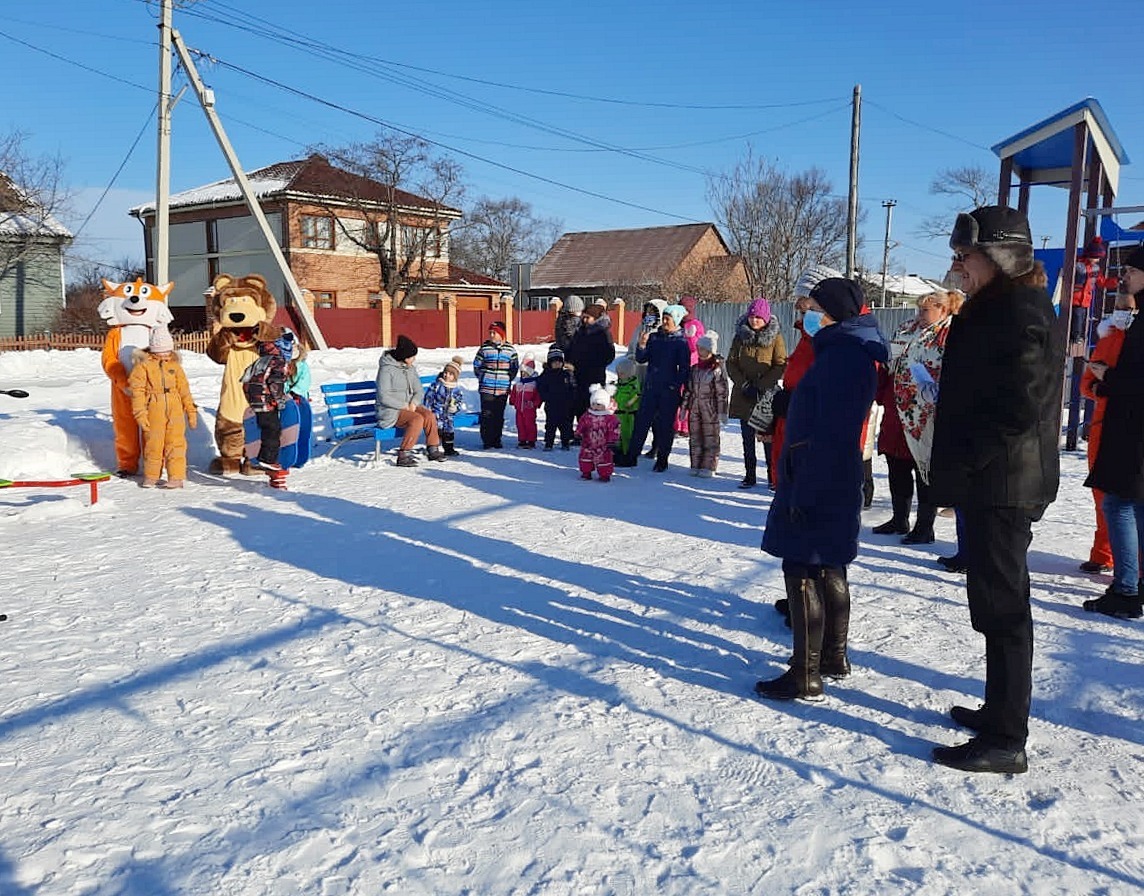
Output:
[1079,300,1136,571]
[128,327,198,489]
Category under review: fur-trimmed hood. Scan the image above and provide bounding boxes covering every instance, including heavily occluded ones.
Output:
[131,346,182,366]
[734,314,782,347]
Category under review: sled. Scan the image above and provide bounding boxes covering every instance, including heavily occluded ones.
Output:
[243,397,313,470]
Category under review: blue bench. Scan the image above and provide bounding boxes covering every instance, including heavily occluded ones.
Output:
[320,376,478,461]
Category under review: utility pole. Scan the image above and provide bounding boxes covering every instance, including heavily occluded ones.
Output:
[154,0,173,284]
[846,84,861,280]
[880,199,896,306]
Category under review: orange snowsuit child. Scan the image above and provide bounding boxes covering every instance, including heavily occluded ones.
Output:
[1080,316,1130,568]
[128,329,198,489]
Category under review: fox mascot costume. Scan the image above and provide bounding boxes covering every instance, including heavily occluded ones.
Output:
[99,278,174,476]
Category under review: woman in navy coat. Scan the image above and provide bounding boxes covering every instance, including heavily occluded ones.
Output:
[757,278,889,701]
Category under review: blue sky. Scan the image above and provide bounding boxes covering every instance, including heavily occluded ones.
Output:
[2,0,1141,283]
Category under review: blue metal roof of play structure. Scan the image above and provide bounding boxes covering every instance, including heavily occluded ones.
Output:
[991,98,1130,172]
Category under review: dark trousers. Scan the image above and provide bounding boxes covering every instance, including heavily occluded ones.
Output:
[479,394,509,448]
[961,504,1038,750]
[886,454,937,534]
[544,412,574,448]
[740,418,757,479]
[628,388,680,463]
[255,410,281,464]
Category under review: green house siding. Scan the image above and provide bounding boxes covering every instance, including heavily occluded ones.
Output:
[0,242,66,337]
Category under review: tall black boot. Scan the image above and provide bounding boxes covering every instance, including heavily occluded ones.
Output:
[862,458,875,509]
[756,574,824,701]
[442,433,459,456]
[819,567,851,679]
[874,456,913,534]
[903,502,937,543]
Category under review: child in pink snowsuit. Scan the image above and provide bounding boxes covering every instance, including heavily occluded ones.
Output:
[576,383,620,481]
[510,353,541,448]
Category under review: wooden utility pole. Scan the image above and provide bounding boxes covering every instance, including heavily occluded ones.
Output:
[846,85,861,279]
[880,199,896,306]
[154,0,173,284]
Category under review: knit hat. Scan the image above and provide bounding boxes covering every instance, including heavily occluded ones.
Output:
[1123,246,1144,273]
[680,296,698,315]
[521,352,537,375]
[616,357,637,378]
[588,383,610,409]
[950,206,1034,278]
[1082,235,1107,260]
[547,345,565,363]
[663,304,687,326]
[488,321,507,340]
[747,297,772,322]
[443,355,464,378]
[794,264,844,299]
[564,295,585,314]
[809,278,864,322]
[591,297,608,308]
[149,326,174,353]
[392,334,418,361]
[696,330,719,354]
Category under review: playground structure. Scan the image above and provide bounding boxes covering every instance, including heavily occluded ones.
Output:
[0,472,112,505]
[991,98,1140,450]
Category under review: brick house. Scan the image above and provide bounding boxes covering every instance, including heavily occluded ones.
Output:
[527,223,751,307]
[130,154,510,344]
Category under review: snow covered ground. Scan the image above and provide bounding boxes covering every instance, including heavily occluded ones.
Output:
[1,344,1141,895]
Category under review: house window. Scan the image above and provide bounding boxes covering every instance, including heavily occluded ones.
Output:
[313,291,336,309]
[400,225,442,258]
[300,215,335,250]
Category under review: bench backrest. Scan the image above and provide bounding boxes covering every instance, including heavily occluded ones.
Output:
[320,375,441,439]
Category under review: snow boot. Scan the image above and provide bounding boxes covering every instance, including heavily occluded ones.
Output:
[756,574,824,701]
[950,704,988,732]
[395,450,418,467]
[862,458,874,508]
[1083,587,1143,619]
[442,434,460,456]
[818,567,851,679]
[427,444,447,462]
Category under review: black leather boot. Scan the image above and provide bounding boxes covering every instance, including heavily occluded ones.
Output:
[756,574,824,701]
[818,567,851,679]
[442,433,459,456]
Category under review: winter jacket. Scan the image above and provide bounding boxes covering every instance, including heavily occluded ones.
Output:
[566,318,616,408]
[1085,301,1144,501]
[510,372,542,414]
[537,364,576,419]
[681,317,707,367]
[423,376,467,434]
[726,315,788,419]
[241,340,289,413]
[762,314,889,567]
[1080,316,1130,478]
[636,328,690,396]
[285,359,312,398]
[553,312,581,352]
[473,340,519,397]
[613,375,641,453]
[627,301,667,384]
[375,351,423,429]
[929,278,1061,510]
[875,368,910,459]
[684,355,728,428]
[577,408,621,466]
[128,348,197,434]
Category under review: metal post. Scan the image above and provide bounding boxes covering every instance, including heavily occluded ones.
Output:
[170,30,327,349]
[154,0,173,284]
[846,85,861,280]
[880,199,896,306]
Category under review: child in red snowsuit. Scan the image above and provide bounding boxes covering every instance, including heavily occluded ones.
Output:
[510,353,541,448]
[576,384,620,481]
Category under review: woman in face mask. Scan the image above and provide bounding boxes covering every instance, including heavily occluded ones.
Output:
[1079,289,1137,576]
[756,278,889,702]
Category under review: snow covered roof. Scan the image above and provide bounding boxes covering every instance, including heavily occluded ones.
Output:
[131,155,461,217]
[0,173,72,240]
[859,271,945,297]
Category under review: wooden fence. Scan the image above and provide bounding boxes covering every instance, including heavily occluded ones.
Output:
[0,331,212,354]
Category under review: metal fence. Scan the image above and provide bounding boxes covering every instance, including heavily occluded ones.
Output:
[696,302,917,352]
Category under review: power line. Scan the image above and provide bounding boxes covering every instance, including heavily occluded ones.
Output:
[864,100,993,153]
[0,28,153,93]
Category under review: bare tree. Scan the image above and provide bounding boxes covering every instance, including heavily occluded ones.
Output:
[449,196,562,282]
[707,150,851,301]
[310,132,466,308]
[914,164,993,240]
[0,130,72,275]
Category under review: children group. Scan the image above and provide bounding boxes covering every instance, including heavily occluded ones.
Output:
[378,305,727,482]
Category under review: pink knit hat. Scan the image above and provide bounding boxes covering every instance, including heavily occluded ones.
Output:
[149,326,174,353]
[747,298,771,322]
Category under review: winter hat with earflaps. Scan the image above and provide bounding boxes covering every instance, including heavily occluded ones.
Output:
[149,326,174,353]
[588,383,611,410]
[950,206,1034,279]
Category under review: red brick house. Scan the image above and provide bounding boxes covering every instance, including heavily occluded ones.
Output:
[130,154,511,346]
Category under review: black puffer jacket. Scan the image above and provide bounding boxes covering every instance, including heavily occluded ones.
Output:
[928,277,1061,510]
[1085,288,1144,500]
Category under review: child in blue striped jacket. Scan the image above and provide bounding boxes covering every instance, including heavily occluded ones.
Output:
[472,321,519,449]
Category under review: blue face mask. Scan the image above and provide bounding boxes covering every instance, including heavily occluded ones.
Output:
[802,310,826,337]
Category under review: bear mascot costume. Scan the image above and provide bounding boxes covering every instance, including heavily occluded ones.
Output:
[99,278,174,476]
[205,273,278,475]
